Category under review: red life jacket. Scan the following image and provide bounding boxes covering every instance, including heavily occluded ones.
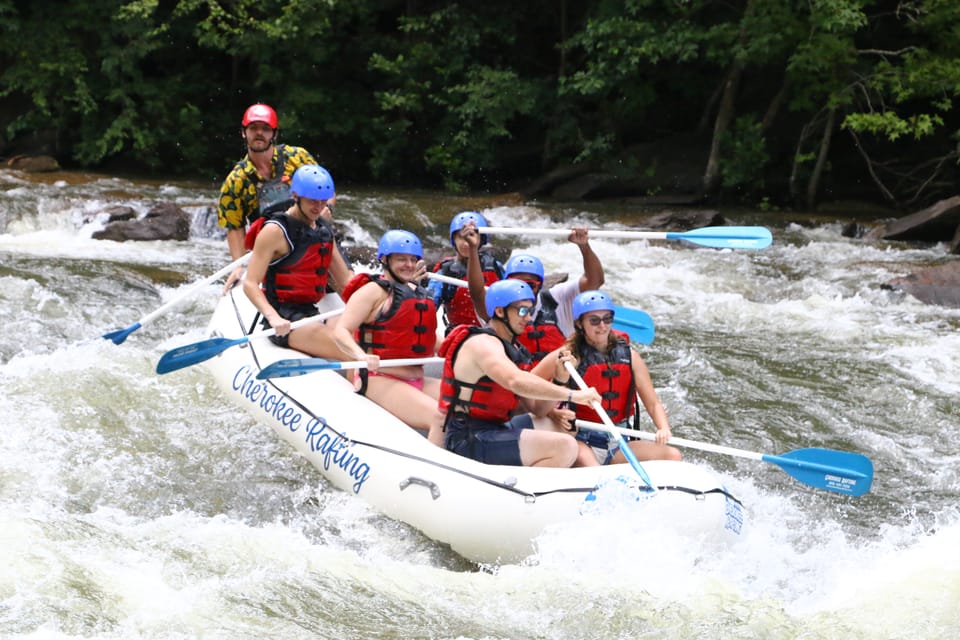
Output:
[572,331,636,424]
[438,325,530,423]
[348,274,438,358]
[258,215,335,305]
[432,252,503,327]
[516,290,566,364]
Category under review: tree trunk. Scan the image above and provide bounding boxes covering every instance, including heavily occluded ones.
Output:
[702,61,743,196]
[761,76,792,133]
[805,107,836,209]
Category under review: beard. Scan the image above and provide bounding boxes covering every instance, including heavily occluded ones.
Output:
[247,137,273,153]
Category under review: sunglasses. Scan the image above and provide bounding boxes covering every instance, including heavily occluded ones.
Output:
[585,313,614,326]
[509,304,533,318]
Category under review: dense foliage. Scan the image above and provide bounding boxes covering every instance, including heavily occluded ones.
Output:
[1,0,958,208]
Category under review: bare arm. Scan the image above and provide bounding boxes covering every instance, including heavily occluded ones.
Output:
[332,282,385,366]
[465,232,489,322]
[222,227,250,292]
[226,227,247,261]
[242,224,289,332]
[461,336,600,411]
[326,242,354,294]
[631,350,671,440]
[570,228,605,291]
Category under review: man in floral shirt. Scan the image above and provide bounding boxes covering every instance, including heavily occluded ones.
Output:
[217,103,321,288]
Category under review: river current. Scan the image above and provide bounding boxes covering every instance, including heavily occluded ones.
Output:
[1,169,957,639]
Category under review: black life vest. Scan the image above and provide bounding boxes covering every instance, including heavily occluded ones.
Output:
[255,147,293,218]
[261,215,335,305]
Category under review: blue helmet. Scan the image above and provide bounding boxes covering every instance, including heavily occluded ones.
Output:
[290,165,335,200]
[449,211,488,247]
[377,229,423,261]
[503,254,544,283]
[572,290,615,321]
[485,279,535,318]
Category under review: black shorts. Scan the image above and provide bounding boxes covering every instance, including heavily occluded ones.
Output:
[444,413,535,466]
[262,302,319,348]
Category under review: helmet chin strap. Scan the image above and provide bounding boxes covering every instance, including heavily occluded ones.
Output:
[382,257,403,283]
[291,197,313,226]
[493,310,522,341]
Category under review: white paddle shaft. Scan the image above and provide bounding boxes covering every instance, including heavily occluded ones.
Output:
[479,226,669,240]
[576,419,764,462]
[138,254,250,327]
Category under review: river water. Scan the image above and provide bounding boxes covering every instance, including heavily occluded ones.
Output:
[1,169,957,639]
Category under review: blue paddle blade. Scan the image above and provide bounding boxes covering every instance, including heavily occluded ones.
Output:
[612,306,655,345]
[763,448,874,496]
[155,336,249,374]
[102,322,142,345]
[666,226,773,250]
[257,358,340,379]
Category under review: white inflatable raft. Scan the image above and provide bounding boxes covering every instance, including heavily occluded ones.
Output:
[202,285,745,564]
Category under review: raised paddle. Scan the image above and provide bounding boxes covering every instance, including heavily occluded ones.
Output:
[479,225,773,250]
[565,361,656,492]
[155,308,345,374]
[425,272,656,345]
[576,419,874,497]
[103,255,250,344]
[257,356,444,379]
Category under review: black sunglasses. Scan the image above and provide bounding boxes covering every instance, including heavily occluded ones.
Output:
[585,313,614,326]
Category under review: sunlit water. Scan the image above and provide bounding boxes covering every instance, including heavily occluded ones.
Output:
[1,170,957,639]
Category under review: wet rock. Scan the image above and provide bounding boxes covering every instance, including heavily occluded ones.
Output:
[841,222,864,238]
[92,202,190,242]
[866,195,960,252]
[6,154,60,172]
[101,205,137,223]
[885,260,960,308]
[641,209,724,229]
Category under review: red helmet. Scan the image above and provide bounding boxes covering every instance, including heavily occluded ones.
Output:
[241,104,278,129]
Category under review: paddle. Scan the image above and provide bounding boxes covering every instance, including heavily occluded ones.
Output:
[565,361,656,492]
[257,356,444,379]
[425,272,655,345]
[479,225,773,250]
[576,419,874,497]
[155,308,345,374]
[103,255,250,344]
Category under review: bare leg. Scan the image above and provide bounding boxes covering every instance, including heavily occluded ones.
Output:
[518,430,578,467]
[612,440,682,464]
[288,316,345,360]
[531,414,596,466]
[366,375,445,446]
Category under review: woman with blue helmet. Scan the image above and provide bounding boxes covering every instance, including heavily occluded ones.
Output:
[532,289,681,466]
[334,229,445,445]
[436,279,604,467]
[428,211,504,333]
[242,165,353,358]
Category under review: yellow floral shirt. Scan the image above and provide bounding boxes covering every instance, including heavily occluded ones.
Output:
[216,144,317,229]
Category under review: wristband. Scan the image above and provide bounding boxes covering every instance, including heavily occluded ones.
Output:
[567,391,573,404]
